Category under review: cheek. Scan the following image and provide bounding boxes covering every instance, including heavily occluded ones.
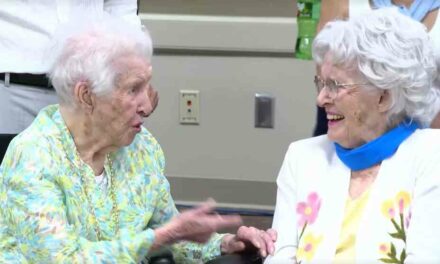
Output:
[110,100,125,115]
[125,101,138,115]
[351,109,364,124]
[114,98,136,117]
[342,96,369,125]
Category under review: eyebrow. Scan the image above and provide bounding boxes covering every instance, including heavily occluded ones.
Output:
[126,75,151,86]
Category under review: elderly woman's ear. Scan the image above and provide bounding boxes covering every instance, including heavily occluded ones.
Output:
[378,89,392,113]
[73,81,95,113]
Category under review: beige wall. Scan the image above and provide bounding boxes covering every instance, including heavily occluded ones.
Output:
[140,8,317,209]
[139,0,296,17]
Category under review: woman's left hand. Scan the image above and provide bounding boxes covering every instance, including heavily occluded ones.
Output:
[220,226,277,257]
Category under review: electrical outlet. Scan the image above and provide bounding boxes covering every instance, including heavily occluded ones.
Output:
[255,93,274,128]
[179,90,200,124]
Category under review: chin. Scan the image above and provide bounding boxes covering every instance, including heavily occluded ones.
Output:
[326,131,338,143]
[120,134,137,147]
[328,133,350,148]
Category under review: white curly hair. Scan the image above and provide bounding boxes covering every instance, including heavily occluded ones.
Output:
[48,13,153,107]
[313,7,439,127]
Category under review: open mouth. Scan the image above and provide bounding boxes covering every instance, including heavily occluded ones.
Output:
[133,123,142,131]
[327,114,345,124]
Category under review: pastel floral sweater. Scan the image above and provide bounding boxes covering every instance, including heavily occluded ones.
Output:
[0,105,223,263]
[264,130,440,264]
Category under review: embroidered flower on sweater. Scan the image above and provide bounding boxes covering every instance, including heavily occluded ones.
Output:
[296,233,323,262]
[296,192,321,227]
[379,242,390,256]
[395,191,410,214]
[296,192,322,263]
[379,191,411,264]
[381,199,396,219]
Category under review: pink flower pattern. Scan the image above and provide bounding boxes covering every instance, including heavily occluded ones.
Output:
[405,210,412,229]
[296,192,322,263]
[296,192,321,227]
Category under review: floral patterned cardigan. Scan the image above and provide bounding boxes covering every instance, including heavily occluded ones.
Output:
[0,105,223,263]
[264,130,440,264]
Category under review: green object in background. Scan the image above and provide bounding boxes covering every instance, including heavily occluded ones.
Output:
[295,0,321,60]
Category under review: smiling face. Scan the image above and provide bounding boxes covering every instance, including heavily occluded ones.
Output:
[92,54,153,147]
[316,57,390,148]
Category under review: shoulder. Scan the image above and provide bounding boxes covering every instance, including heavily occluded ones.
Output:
[8,105,63,152]
[278,135,335,183]
[4,127,56,168]
[130,126,164,158]
[403,129,440,154]
[120,126,165,173]
[135,126,161,146]
[396,129,440,181]
[285,135,334,159]
[2,106,69,180]
[1,130,58,190]
[9,104,62,154]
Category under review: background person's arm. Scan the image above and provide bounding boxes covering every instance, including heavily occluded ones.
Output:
[317,0,349,32]
[104,0,141,27]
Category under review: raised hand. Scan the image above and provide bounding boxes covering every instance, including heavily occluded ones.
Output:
[154,200,242,246]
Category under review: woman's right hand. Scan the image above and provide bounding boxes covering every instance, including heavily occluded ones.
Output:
[154,200,242,246]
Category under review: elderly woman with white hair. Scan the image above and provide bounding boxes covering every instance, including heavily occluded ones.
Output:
[265,7,440,264]
[0,18,276,263]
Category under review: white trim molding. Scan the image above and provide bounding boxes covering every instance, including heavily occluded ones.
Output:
[140,13,297,53]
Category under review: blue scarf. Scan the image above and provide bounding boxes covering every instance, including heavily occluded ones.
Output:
[334,121,419,171]
[372,0,440,21]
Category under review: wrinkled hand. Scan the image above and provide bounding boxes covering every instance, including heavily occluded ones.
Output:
[221,227,277,257]
[146,84,159,117]
[154,200,242,247]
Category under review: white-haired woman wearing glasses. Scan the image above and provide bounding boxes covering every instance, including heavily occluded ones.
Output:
[265,7,440,264]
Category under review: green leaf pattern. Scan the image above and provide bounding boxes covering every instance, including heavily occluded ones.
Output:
[379,191,411,264]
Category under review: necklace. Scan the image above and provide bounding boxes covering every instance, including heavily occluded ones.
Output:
[78,154,120,240]
[60,114,120,240]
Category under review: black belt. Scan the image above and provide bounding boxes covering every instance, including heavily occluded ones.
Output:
[0,73,53,90]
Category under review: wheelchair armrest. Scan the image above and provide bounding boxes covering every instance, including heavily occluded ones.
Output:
[144,247,175,264]
[144,247,262,264]
[205,252,263,264]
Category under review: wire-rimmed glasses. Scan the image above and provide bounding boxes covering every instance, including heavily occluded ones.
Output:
[314,75,369,99]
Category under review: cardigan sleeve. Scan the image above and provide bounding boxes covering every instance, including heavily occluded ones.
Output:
[144,130,224,262]
[264,144,299,264]
[148,174,224,263]
[405,145,440,263]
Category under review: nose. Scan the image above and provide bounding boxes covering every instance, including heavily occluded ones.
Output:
[316,86,332,108]
[137,85,153,117]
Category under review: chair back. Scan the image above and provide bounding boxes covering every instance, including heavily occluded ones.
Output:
[0,134,16,163]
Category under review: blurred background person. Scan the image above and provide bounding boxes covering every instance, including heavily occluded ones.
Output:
[0,0,158,135]
[265,8,440,263]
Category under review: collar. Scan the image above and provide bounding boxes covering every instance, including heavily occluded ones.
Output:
[334,120,419,171]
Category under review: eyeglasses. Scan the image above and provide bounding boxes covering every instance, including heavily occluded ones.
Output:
[314,75,369,98]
